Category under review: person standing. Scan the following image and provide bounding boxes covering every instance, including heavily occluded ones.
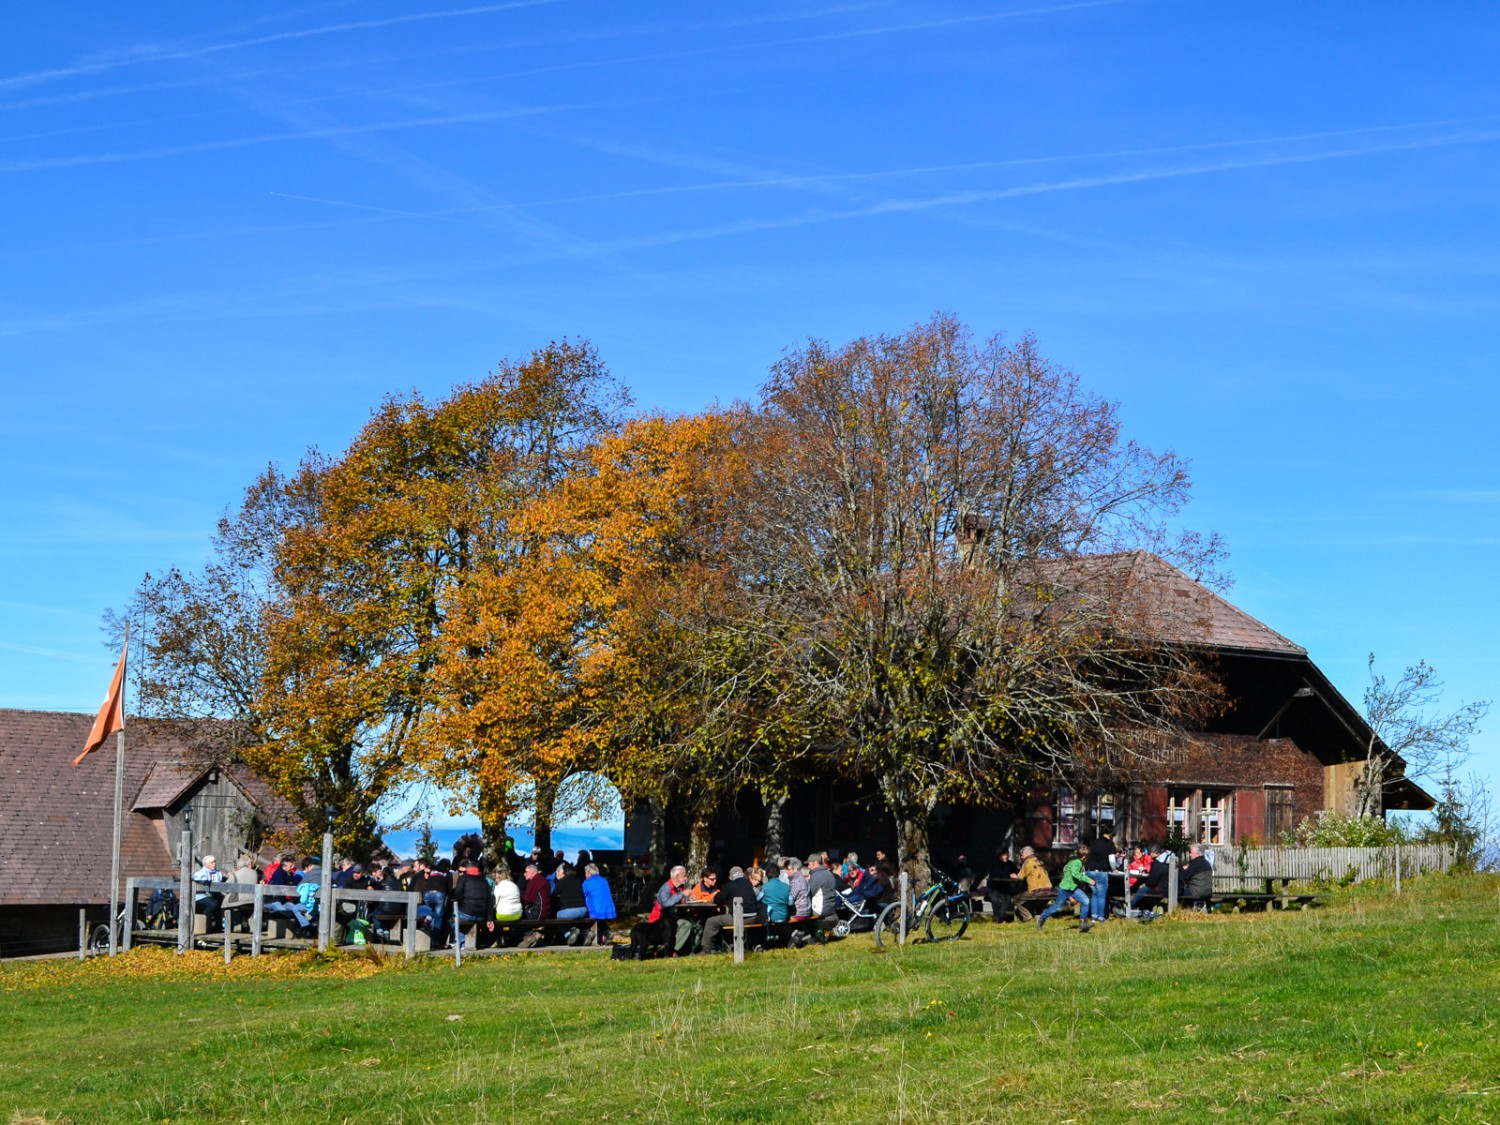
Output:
[1084,829,1118,923]
[453,861,494,947]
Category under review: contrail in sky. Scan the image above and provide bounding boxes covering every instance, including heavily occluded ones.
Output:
[0,0,562,93]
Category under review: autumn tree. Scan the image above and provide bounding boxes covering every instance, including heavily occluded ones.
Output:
[723,315,1222,885]
[263,341,627,857]
[560,413,814,873]
[1353,654,1488,820]
[106,464,323,844]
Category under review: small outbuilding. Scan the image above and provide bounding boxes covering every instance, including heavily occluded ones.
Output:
[0,710,298,956]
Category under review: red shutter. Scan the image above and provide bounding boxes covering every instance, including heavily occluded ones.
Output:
[1140,787,1167,840]
[1235,788,1265,846]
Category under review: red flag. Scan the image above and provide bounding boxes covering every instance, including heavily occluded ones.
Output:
[74,643,127,765]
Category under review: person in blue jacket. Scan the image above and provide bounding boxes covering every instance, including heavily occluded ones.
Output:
[581,862,618,945]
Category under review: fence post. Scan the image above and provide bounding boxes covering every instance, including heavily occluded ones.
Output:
[317,832,334,953]
[453,910,462,969]
[252,885,264,958]
[178,831,193,955]
[732,898,745,964]
[1395,845,1402,897]
[224,900,233,965]
[122,879,137,952]
[78,907,87,961]
[898,872,909,945]
[405,892,418,960]
[1166,854,1179,914]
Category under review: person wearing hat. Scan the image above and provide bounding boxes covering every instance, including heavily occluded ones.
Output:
[191,855,226,933]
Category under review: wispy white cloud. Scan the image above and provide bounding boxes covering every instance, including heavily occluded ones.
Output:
[0,640,106,665]
[523,116,1500,208]
[0,1,563,94]
[531,124,1500,257]
[0,102,580,174]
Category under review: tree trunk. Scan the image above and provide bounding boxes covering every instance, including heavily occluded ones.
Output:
[763,791,790,864]
[1352,754,1389,820]
[879,773,935,892]
[533,780,557,862]
[647,796,667,878]
[686,811,714,878]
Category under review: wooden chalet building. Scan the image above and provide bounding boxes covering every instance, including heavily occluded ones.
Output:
[682,552,1434,868]
[0,710,298,957]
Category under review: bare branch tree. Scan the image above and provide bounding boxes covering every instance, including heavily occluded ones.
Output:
[1355,654,1489,818]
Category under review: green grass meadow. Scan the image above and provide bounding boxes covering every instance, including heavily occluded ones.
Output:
[4,877,1499,1124]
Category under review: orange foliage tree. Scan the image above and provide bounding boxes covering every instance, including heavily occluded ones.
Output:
[256,341,626,857]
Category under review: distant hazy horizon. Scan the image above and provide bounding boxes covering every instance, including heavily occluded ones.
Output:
[381,823,623,861]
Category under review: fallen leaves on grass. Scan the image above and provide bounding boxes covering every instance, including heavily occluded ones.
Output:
[0,946,396,988]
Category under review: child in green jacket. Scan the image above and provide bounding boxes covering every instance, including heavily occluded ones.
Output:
[1035,845,1094,932]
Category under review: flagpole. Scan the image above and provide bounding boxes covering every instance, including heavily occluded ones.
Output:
[107,623,128,956]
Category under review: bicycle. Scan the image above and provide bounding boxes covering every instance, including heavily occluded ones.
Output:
[872,871,972,948]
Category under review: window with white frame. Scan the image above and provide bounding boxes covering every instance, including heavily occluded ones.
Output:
[1167,787,1233,845]
[1167,790,1192,837]
[1199,789,1231,845]
[1055,788,1078,846]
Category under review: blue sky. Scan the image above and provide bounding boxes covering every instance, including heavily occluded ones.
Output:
[3,2,1496,816]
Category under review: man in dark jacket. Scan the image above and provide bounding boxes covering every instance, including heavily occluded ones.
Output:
[984,848,1020,923]
[1181,844,1215,905]
[552,863,589,945]
[700,866,762,953]
[453,863,494,946]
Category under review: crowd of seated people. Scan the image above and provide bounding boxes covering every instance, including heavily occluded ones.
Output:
[186,833,1219,954]
[616,848,903,959]
[951,835,1216,928]
[183,845,621,949]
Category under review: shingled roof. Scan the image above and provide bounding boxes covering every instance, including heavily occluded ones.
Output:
[1048,550,1305,656]
[0,710,294,907]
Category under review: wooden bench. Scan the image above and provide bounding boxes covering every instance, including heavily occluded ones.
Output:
[1010,890,1061,922]
[734,917,831,950]
[450,917,595,951]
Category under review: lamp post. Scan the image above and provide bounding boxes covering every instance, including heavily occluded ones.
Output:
[178,803,194,954]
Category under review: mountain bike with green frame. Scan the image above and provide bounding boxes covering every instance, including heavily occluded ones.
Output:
[873,870,971,948]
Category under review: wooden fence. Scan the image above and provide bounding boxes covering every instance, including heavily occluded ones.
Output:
[1210,844,1454,891]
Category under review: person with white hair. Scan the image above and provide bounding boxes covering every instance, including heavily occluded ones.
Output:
[191,854,226,933]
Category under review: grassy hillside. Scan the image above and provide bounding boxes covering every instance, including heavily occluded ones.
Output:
[3,877,1498,1124]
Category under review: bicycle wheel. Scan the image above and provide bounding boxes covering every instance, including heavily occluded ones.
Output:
[925,896,971,943]
[872,901,906,949]
[88,923,112,955]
